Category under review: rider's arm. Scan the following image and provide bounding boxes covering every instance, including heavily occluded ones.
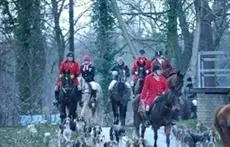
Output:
[125,66,130,77]
[72,61,81,77]
[131,60,138,74]
[91,65,96,77]
[80,64,84,73]
[140,75,150,101]
[76,62,81,76]
[59,60,66,74]
[145,59,152,72]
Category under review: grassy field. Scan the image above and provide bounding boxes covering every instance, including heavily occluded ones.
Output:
[0,124,57,147]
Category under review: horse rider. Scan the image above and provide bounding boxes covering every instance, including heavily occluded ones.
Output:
[131,49,151,94]
[54,51,81,106]
[152,50,176,79]
[140,64,169,126]
[108,56,131,91]
[80,54,97,98]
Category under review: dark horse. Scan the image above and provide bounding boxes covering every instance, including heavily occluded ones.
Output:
[214,104,230,147]
[59,72,80,127]
[132,72,184,147]
[109,69,131,126]
[134,64,148,95]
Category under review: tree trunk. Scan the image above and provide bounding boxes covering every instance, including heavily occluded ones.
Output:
[110,0,137,57]
[165,0,179,68]
[189,0,215,87]
[189,17,201,86]
[177,0,193,73]
[69,0,74,52]
[51,0,65,64]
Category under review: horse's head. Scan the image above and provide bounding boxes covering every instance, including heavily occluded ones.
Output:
[60,71,75,96]
[117,69,126,83]
[166,71,184,111]
[61,71,73,86]
[168,71,184,96]
[137,64,147,80]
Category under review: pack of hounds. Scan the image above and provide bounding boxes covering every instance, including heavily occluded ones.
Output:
[59,117,220,147]
[59,116,147,147]
[172,121,220,147]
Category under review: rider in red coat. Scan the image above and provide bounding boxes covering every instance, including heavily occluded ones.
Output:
[151,50,176,78]
[140,64,169,111]
[54,51,81,104]
[131,49,151,94]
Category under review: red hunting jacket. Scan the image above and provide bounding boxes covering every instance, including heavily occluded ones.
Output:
[132,56,151,80]
[140,74,169,106]
[152,57,176,78]
[56,59,81,87]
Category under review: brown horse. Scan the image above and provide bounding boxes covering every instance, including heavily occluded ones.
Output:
[214,104,230,147]
[132,71,184,147]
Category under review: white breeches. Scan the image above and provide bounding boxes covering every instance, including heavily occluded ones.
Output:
[108,80,131,90]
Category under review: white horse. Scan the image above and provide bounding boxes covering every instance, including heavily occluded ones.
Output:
[78,76,103,126]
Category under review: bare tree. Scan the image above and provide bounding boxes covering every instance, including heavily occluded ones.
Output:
[110,0,137,57]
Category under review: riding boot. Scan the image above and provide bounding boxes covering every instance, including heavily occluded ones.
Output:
[144,110,150,127]
[131,86,135,95]
[53,89,60,106]
[78,90,83,107]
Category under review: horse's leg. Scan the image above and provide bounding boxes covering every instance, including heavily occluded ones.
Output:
[68,99,77,131]
[153,128,158,147]
[141,124,146,138]
[111,100,119,124]
[139,80,144,94]
[80,94,90,119]
[165,125,171,147]
[134,113,140,138]
[59,102,66,124]
[69,99,77,119]
[120,103,127,126]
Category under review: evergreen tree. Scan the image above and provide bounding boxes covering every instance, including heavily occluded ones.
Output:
[14,0,46,114]
[91,0,116,118]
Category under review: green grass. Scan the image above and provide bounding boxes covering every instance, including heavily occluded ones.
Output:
[0,124,57,147]
[176,119,198,129]
[176,119,223,147]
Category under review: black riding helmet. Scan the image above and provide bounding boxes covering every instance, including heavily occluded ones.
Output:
[66,51,74,58]
[155,50,162,56]
[152,64,161,72]
[139,49,145,55]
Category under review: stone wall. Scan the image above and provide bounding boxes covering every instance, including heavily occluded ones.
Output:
[197,93,229,127]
